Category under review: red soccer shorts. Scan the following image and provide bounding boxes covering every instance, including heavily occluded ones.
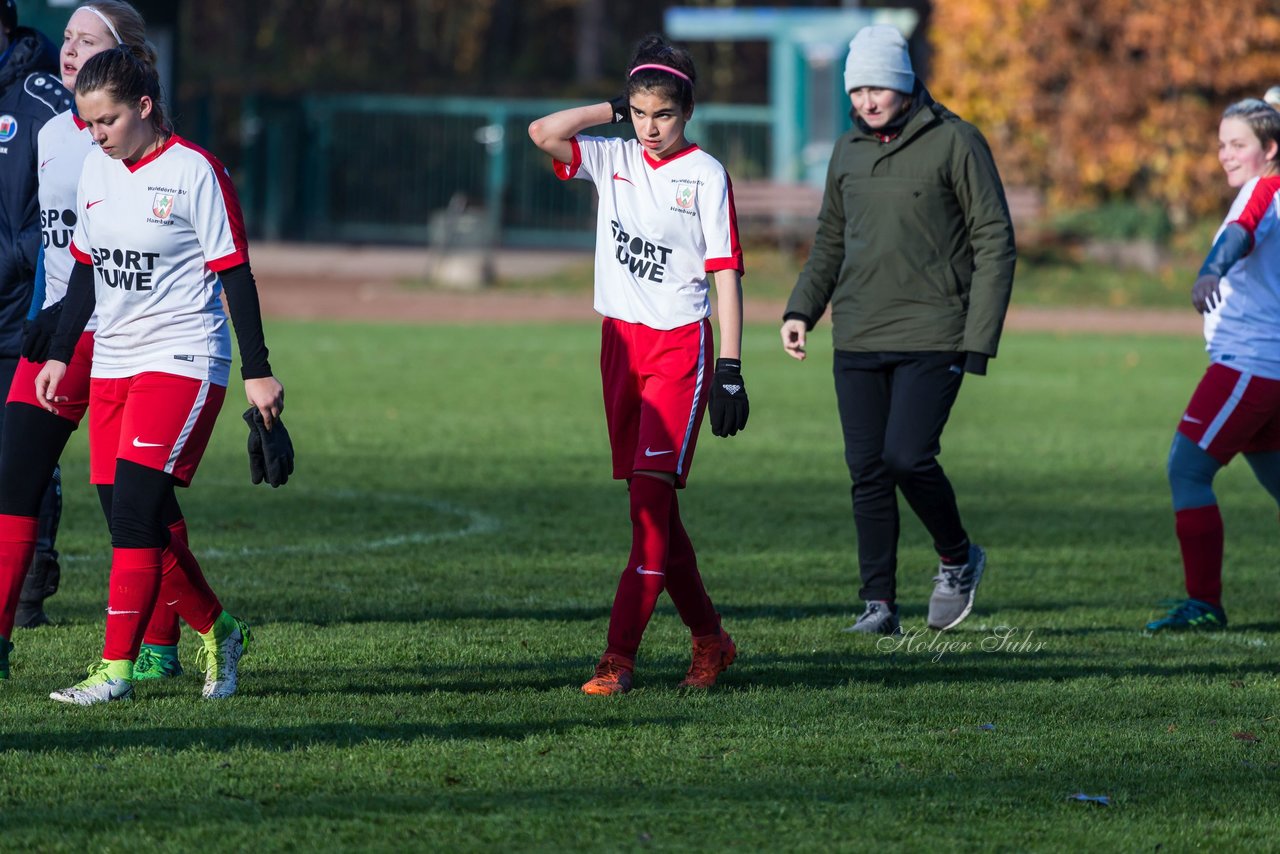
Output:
[1177,361,1280,464]
[89,372,227,486]
[8,332,95,425]
[600,317,712,488]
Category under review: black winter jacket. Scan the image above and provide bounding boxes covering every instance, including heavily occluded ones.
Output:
[0,27,70,357]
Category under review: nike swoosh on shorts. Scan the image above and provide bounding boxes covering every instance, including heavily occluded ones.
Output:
[132,437,166,448]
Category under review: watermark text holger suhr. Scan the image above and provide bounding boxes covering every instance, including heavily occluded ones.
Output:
[877,626,1046,662]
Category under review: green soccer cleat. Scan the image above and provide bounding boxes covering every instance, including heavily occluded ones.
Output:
[0,636,11,680]
[50,660,134,705]
[1146,598,1228,632]
[133,643,183,680]
[196,613,250,699]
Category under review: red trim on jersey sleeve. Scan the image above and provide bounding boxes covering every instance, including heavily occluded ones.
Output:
[705,256,743,274]
[1230,175,1280,248]
[171,136,251,271]
[69,242,92,265]
[706,173,743,274]
[554,137,582,180]
[644,143,701,171]
[206,249,250,272]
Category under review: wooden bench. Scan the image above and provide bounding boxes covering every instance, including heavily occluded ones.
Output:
[1004,185,1044,230]
[732,181,824,250]
[732,181,1044,248]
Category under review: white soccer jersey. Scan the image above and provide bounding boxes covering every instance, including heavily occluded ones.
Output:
[38,110,98,328]
[1204,175,1280,378]
[557,136,743,330]
[70,135,248,386]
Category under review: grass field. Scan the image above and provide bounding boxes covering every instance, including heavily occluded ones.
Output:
[2,320,1278,851]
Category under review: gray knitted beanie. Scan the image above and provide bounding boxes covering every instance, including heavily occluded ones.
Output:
[843,25,914,94]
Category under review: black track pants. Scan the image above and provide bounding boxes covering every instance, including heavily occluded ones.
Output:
[833,350,970,602]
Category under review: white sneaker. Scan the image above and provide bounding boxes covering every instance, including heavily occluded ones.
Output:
[197,616,250,699]
[50,662,134,705]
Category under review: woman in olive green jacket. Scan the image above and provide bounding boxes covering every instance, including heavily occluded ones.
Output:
[780,25,1015,637]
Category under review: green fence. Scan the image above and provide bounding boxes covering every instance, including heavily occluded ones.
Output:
[241,95,772,247]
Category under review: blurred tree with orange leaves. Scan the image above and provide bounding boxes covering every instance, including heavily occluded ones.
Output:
[930,0,1280,224]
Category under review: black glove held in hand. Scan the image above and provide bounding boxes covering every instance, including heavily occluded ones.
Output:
[709,358,749,438]
[244,407,295,487]
[609,94,631,124]
[21,301,63,363]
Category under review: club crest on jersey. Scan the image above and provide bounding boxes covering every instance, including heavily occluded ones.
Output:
[0,115,16,143]
[152,193,175,219]
[669,177,703,217]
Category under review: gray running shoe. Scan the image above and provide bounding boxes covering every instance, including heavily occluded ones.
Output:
[928,545,987,630]
[843,600,901,635]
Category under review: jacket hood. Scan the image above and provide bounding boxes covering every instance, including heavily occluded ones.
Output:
[0,27,59,92]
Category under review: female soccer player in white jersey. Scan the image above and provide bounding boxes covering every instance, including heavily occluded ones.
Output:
[1148,99,1280,632]
[529,35,749,695]
[0,2,186,683]
[32,44,282,704]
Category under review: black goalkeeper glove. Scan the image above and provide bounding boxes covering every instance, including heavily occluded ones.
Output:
[21,301,63,363]
[709,358,749,438]
[609,94,631,124]
[244,407,295,487]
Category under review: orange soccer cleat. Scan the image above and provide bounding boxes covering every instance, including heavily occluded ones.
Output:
[679,627,736,689]
[581,653,634,696]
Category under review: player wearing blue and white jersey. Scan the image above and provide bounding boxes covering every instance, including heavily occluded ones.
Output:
[1199,172,1280,376]
[1150,99,1280,632]
[0,0,67,644]
[531,35,747,696]
[0,0,63,358]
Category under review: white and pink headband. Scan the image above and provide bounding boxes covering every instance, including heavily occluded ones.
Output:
[630,63,692,84]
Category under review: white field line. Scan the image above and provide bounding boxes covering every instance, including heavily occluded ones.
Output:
[61,486,500,563]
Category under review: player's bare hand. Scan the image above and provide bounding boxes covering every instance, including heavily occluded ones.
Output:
[781,319,808,361]
[1192,274,1222,314]
[34,360,69,415]
[245,376,285,429]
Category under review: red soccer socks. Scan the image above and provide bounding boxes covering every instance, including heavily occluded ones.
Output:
[0,515,39,638]
[663,494,719,638]
[1176,505,1224,606]
[102,547,163,661]
[604,475,675,659]
[156,520,221,636]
